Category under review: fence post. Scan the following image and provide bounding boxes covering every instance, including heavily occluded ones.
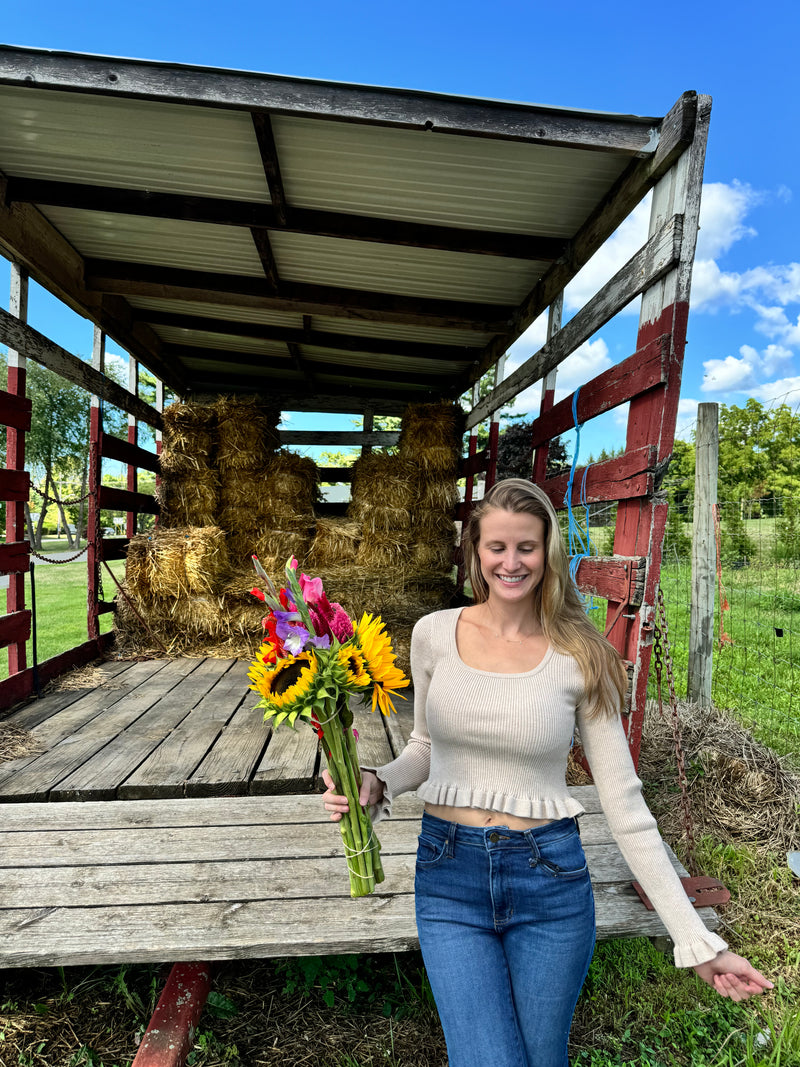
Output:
[688,402,719,705]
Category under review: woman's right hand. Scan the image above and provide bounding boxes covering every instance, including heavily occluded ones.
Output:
[321,768,384,820]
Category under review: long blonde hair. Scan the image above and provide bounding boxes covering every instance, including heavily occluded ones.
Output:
[463,478,627,719]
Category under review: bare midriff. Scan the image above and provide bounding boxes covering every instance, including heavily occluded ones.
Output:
[424,802,553,829]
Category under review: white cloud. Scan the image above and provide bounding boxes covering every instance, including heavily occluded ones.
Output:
[701,352,757,392]
[675,397,699,440]
[748,376,800,405]
[695,181,760,260]
[564,197,651,314]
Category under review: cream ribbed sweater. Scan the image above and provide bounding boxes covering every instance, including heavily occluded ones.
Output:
[374,607,727,968]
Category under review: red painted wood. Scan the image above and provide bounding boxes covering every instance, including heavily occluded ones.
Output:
[87,406,102,643]
[0,389,32,431]
[532,387,554,483]
[131,963,212,1067]
[100,432,161,473]
[541,445,656,509]
[99,537,130,562]
[486,421,500,489]
[0,469,31,501]
[0,633,114,712]
[98,485,160,514]
[5,361,27,676]
[0,541,30,574]
[573,556,645,604]
[530,336,669,450]
[0,609,32,649]
[127,420,138,539]
[460,445,489,478]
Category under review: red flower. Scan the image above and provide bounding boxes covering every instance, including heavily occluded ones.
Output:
[250,587,266,602]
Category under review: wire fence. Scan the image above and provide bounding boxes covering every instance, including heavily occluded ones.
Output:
[658,497,800,762]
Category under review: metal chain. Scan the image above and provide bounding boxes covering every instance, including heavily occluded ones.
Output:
[29,545,90,565]
[30,483,91,507]
[653,586,699,876]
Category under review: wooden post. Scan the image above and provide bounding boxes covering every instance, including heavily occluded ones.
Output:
[532,295,563,483]
[5,264,28,676]
[361,405,374,457]
[87,327,105,643]
[687,402,719,705]
[486,355,505,489]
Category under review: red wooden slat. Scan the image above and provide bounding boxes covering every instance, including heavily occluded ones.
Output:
[460,447,490,478]
[573,556,646,605]
[0,469,30,502]
[5,359,27,676]
[0,633,114,712]
[98,485,160,514]
[530,335,669,450]
[0,388,32,431]
[0,609,32,649]
[99,538,130,562]
[486,421,499,489]
[541,445,656,508]
[0,541,30,573]
[99,432,160,473]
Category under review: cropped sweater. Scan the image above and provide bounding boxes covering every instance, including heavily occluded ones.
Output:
[373,608,728,969]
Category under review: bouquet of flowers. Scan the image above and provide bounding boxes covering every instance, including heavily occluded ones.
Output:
[247,555,410,897]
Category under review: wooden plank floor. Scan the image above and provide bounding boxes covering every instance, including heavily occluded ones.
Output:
[0,789,720,969]
[0,657,721,968]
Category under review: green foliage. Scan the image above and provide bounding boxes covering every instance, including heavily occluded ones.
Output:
[663,499,692,559]
[719,503,758,562]
[775,496,800,560]
[494,418,569,480]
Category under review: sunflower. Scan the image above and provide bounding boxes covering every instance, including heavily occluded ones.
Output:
[248,650,318,727]
[354,612,410,716]
[335,645,371,689]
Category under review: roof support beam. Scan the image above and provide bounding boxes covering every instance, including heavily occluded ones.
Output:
[250,228,281,290]
[85,260,512,331]
[189,371,439,408]
[251,112,288,226]
[0,47,661,153]
[4,178,567,261]
[140,309,482,362]
[287,341,318,391]
[468,91,698,384]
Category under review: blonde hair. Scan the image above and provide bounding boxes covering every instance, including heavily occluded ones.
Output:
[463,478,627,719]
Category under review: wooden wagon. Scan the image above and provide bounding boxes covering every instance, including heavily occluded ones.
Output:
[0,44,716,1034]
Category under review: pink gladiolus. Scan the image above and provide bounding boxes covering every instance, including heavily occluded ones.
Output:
[299,573,324,602]
[353,728,359,741]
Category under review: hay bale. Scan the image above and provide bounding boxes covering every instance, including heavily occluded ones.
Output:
[157,469,219,527]
[418,476,460,511]
[308,518,361,567]
[263,451,319,504]
[159,445,214,475]
[398,401,465,472]
[355,532,412,570]
[184,527,230,594]
[256,528,312,571]
[349,454,417,509]
[161,401,217,454]
[125,535,150,599]
[215,395,280,470]
[219,467,269,512]
[348,502,412,536]
[413,539,456,572]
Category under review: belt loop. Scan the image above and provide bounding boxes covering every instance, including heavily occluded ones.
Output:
[523,828,541,863]
[446,820,457,858]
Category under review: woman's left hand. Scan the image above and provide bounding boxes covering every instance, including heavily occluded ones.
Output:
[693,951,773,1001]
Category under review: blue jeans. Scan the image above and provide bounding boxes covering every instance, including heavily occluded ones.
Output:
[415,812,596,1067]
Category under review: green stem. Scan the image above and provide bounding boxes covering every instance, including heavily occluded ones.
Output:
[321,697,373,896]
[344,719,384,885]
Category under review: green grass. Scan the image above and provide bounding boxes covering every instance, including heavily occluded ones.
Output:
[2,559,124,681]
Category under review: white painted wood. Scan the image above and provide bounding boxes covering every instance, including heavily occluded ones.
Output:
[7,263,28,369]
[688,402,719,704]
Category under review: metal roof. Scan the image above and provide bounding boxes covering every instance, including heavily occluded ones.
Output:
[0,46,697,414]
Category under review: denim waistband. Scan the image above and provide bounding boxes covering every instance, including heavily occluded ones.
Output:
[420,811,579,851]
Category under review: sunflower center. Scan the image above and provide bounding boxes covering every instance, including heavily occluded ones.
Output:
[271,660,306,695]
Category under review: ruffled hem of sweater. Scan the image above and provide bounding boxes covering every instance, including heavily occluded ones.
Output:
[672,931,729,968]
[415,782,585,821]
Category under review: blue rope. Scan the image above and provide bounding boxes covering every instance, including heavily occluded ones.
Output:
[563,387,598,611]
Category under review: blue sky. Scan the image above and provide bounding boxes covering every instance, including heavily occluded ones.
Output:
[2,0,798,458]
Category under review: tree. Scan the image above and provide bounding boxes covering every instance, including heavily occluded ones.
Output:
[495,420,569,481]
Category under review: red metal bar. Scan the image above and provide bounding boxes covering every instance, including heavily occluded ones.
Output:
[131,963,212,1067]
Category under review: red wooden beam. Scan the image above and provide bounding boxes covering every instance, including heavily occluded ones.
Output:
[460,447,490,478]
[0,609,32,649]
[131,963,212,1067]
[0,633,115,712]
[573,556,646,605]
[98,485,160,514]
[99,537,130,562]
[0,469,31,501]
[0,388,32,431]
[0,541,30,574]
[541,445,657,508]
[529,335,669,450]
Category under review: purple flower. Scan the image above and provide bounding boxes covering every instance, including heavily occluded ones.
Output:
[274,610,308,655]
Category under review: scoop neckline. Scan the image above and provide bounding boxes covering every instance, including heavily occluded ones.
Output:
[451,606,554,678]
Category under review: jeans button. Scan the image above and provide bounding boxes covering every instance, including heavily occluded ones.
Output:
[489,832,500,843]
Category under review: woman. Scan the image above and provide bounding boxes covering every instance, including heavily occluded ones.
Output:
[323,478,771,1066]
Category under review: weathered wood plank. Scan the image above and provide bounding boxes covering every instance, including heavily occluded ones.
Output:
[350,699,395,772]
[185,696,268,797]
[250,723,320,794]
[466,215,682,429]
[0,468,30,501]
[0,308,163,426]
[2,659,135,731]
[0,387,32,431]
[97,484,159,515]
[100,432,161,473]
[280,430,400,447]
[541,445,657,508]
[0,609,31,649]
[0,540,30,574]
[574,557,647,607]
[383,701,415,757]
[49,658,209,801]
[116,661,248,800]
[115,659,243,800]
